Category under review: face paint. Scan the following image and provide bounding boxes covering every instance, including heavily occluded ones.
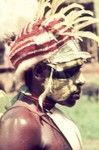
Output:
[48,59,84,71]
[43,62,85,107]
[44,78,76,100]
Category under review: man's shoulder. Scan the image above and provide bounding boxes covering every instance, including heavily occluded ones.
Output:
[1,105,41,129]
[0,106,42,150]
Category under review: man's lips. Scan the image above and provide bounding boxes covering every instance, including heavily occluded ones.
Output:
[72,90,81,100]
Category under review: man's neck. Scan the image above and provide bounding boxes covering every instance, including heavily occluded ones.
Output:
[43,97,56,111]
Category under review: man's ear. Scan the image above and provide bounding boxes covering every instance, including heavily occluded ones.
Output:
[33,65,44,80]
[33,62,51,80]
[24,67,44,95]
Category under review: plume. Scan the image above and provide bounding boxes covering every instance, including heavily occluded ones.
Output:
[35,0,99,45]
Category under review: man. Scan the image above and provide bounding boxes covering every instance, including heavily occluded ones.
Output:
[0,1,99,150]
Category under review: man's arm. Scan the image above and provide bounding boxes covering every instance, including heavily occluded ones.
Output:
[0,107,42,150]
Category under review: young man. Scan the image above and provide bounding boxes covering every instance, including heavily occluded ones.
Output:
[0,1,99,150]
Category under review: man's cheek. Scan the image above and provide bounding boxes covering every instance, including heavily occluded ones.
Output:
[51,86,70,100]
[52,84,77,100]
[43,78,76,100]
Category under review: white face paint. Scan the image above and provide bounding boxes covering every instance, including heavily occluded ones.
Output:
[43,60,85,107]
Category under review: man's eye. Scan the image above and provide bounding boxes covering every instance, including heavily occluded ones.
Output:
[52,66,81,79]
[64,66,81,78]
[53,70,66,79]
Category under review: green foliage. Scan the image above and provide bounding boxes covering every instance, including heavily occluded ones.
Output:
[58,96,99,139]
[0,92,13,113]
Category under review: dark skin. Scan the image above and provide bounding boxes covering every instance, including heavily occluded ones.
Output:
[0,62,83,150]
[0,104,71,150]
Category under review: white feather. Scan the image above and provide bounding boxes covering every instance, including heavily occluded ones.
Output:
[38,68,53,110]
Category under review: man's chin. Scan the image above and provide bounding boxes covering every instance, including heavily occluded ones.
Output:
[59,98,76,107]
[47,93,80,107]
[58,95,80,107]
[65,99,76,107]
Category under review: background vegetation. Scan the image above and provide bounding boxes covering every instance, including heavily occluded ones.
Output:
[59,96,99,150]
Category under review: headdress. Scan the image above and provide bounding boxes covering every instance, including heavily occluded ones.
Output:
[9,0,99,80]
[9,0,99,109]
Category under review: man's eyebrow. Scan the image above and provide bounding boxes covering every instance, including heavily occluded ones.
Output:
[55,64,82,72]
[64,65,82,71]
[63,64,83,70]
[48,59,83,72]
[51,64,82,75]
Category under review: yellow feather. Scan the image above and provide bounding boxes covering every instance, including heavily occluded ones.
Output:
[74,19,99,31]
[36,0,51,19]
[74,16,96,24]
[51,0,66,15]
[59,3,84,15]
[61,31,99,45]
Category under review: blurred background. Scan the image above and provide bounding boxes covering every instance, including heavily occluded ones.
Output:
[0,0,99,149]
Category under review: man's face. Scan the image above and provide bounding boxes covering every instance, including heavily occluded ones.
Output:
[43,59,85,107]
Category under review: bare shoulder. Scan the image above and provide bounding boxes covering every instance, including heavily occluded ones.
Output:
[0,106,42,150]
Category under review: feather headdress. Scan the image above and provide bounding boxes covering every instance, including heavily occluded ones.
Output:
[9,0,99,111]
[10,0,99,68]
[36,0,99,43]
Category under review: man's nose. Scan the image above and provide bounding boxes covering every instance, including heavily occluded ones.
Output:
[74,72,85,86]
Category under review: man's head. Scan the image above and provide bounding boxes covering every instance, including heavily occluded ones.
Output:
[23,58,85,107]
[9,1,99,108]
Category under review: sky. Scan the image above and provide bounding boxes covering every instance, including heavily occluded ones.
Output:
[0,0,38,39]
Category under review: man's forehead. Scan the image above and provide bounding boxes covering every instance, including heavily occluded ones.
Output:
[48,59,84,71]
